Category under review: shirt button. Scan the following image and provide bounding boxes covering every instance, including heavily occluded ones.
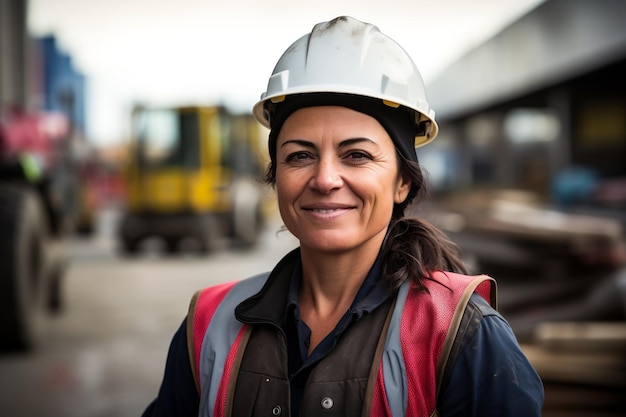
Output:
[321,397,334,410]
[272,405,282,415]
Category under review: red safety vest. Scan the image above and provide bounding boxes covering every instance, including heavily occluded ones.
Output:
[188,271,495,417]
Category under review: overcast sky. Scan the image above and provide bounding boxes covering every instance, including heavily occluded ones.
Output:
[28,0,545,146]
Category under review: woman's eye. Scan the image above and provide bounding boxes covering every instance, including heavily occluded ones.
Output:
[346,151,372,162]
[286,151,312,163]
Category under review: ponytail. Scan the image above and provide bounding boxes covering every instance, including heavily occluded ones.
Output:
[381,154,467,290]
[381,217,467,290]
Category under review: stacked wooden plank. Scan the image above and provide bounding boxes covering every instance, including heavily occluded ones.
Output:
[521,322,626,416]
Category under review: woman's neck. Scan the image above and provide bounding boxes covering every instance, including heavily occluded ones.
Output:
[297,242,381,354]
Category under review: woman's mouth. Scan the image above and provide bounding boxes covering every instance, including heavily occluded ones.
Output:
[303,206,354,219]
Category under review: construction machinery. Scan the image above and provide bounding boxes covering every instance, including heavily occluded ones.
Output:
[1,12,87,352]
[118,105,271,255]
[0,105,75,351]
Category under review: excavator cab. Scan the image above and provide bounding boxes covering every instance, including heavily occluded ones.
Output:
[119,106,268,254]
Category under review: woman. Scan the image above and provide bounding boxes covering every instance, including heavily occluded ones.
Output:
[143,16,543,417]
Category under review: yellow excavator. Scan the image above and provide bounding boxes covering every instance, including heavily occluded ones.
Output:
[118,105,271,254]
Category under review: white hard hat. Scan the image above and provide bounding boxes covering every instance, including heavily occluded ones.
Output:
[253,16,438,147]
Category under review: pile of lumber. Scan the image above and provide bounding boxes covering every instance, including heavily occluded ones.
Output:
[522,322,626,416]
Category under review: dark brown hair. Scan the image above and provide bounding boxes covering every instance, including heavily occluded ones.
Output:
[381,152,467,290]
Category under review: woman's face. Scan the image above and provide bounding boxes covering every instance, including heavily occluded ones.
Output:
[275,105,410,254]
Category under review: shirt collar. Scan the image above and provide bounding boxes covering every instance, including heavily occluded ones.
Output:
[286,255,392,319]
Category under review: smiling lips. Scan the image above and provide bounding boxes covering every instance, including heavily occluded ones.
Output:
[302,204,355,219]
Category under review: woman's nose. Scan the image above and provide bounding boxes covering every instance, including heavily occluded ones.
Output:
[309,158,343,193]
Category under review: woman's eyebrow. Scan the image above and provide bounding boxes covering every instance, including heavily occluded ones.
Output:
[280,139,314,149]
[280,137,376,149]
[338,137,376,148]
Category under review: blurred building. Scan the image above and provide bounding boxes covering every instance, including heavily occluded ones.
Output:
[2,1,86,131]
[423,2,626,414]
[424,0,626,209]
[1,0,28,106]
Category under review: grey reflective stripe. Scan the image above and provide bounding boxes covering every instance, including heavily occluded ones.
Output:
[198,273,269,417]
[381,281,411,417]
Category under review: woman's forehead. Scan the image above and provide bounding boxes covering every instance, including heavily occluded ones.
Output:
[279,105,387,136]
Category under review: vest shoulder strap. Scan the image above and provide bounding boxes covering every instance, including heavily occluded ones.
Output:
[434,272,497,398]
[186,280,240,393]
[187,274,269,417]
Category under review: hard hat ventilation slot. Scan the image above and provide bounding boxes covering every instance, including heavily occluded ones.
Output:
[381,75,408,103]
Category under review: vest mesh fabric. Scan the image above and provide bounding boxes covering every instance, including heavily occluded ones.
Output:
[192,281,239,391]
[214,326,248,416]
[372,271,494,417]
[401,277,453,415]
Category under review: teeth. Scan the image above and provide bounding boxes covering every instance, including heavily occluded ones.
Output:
[314,209,336,213]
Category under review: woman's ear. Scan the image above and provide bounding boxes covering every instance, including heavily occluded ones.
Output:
[394,174,412,204]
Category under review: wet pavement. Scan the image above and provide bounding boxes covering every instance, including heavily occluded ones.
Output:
[0,208,297,417]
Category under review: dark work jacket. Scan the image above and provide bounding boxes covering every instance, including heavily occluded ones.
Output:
[143,248,544,417]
